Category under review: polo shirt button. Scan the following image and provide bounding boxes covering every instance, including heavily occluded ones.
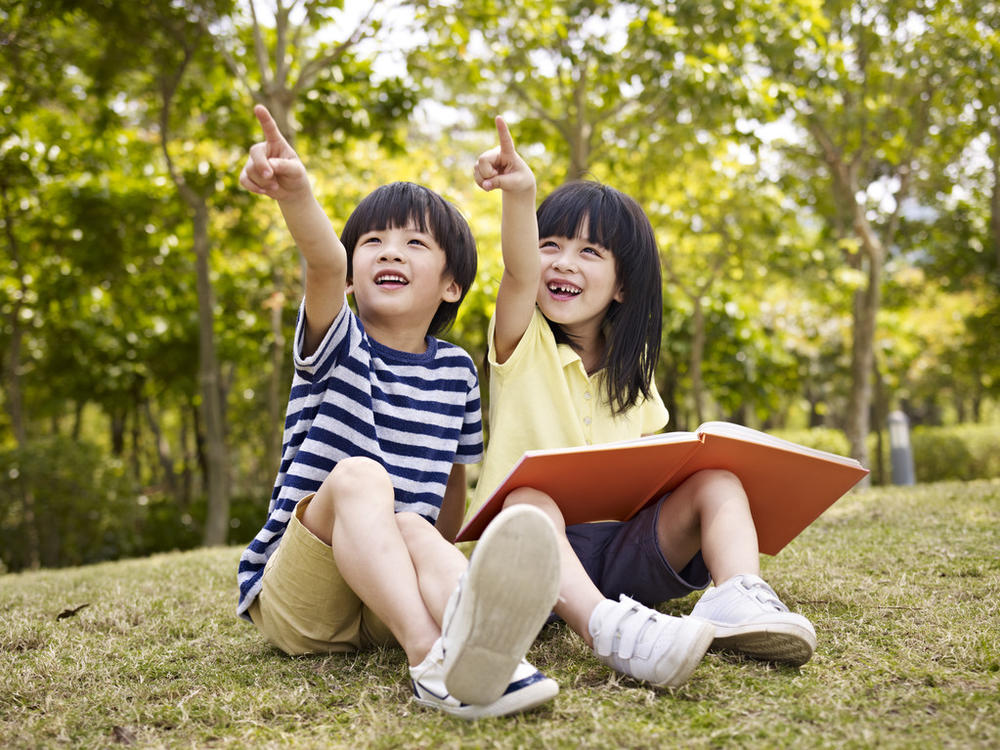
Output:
[584,391,592,400]
[583,416,591,425]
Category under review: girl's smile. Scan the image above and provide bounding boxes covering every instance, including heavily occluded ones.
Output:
[537,228,623,339]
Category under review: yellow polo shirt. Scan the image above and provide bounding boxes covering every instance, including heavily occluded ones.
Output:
[470,308,669,516]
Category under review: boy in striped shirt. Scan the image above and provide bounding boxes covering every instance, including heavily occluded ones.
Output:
[236,105,560,719]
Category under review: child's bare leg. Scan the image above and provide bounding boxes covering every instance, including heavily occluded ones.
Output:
[394,512,468,624]
[664,469,817,665]
[502,487,603,645]
[654,469,760,583]
[503,486,714,688]
[300,456,439,666]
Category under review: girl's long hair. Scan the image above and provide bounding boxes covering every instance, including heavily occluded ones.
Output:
[537,181,662,415]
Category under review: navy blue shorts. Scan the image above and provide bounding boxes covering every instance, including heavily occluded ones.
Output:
[565,495,711,607]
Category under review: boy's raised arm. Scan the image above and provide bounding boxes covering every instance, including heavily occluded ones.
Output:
[474,116,539,364]
[240,104,347,355]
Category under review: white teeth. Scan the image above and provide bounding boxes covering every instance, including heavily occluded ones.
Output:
[377,274,407,284]
[549,283,581,295]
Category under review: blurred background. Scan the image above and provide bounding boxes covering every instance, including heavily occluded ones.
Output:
[2,0,998,571]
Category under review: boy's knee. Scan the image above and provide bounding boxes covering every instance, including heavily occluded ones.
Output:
[322,456,393,509]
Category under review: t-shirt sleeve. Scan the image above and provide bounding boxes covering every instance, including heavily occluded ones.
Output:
[292,296,352,380]
[640,383,670,435]
[456,361,485,464]
[486,307,546,377]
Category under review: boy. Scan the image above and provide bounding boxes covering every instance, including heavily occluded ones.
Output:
[236,105,560,719]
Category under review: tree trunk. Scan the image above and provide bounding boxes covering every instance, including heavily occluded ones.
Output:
[991,125,1000,277]
[265,285,286,485]
[690,295,706,425]
[1,179,41,570]
[844,218,884,474]
[144,398,178,498]
[191,201,231,545]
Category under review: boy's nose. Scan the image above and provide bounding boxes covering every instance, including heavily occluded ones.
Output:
[378,245,405,263]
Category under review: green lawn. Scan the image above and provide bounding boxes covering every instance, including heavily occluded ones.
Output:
[2,480,998,748]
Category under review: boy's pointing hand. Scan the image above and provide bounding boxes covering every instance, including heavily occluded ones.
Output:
[240,105,310,201]
[474,116,535,194]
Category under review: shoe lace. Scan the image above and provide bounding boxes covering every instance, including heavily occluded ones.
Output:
[593,596,661,660]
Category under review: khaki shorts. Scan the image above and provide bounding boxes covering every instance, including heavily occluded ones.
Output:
[247,494,397,655]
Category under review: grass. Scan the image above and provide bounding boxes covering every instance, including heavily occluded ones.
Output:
[2,480,998,749]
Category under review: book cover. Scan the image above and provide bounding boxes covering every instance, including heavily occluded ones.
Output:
[457,422,869,554]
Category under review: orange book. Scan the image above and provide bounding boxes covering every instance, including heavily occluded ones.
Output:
[457,421,869,554]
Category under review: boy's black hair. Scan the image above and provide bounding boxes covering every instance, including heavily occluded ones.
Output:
[537,180,662,415]
[340,182,477,336]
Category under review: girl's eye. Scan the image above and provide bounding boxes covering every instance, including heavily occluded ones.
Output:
[582,246,599,256]
[408,238,428,248]
[540,240,559,251]
[361,235,381,245]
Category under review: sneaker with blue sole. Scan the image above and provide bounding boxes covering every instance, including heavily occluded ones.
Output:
[409,638,558,719]
[440,504,562,705]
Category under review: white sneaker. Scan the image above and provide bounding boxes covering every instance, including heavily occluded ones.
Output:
[410,637,559,719]
[588,595,714,687]
[690,574,816,666]
[441,504,561,705]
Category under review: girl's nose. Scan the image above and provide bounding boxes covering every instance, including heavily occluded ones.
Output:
[552,252,577,272]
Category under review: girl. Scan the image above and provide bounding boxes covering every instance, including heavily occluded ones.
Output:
[472,117,816,689]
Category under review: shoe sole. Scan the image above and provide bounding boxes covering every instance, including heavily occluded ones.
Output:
[653,616,716,688]
[710,622,816,666]
[443,505,561,705]
[414,675,560,719]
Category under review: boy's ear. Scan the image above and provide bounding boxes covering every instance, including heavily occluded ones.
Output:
[441,276,462,303]
[345,275,354,295]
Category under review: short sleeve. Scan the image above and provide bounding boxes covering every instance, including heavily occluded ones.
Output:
[640,383,670,435]
[292,296,352,379]
[456,366,485,464]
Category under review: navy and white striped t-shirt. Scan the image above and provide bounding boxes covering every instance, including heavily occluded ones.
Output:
[237,299,484,620]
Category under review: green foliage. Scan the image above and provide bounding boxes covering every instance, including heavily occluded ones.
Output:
[0,436,139,570]
[910,424,1000,483]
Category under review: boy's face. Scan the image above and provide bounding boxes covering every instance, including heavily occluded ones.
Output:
[347,222,460,337]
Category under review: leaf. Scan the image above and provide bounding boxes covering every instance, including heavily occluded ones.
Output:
[55,603,90,620]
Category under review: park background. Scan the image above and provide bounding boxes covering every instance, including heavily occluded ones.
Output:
[2,0,1000,573]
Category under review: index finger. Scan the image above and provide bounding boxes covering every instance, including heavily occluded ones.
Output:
[254,104,287,149]
[495,116,516,157]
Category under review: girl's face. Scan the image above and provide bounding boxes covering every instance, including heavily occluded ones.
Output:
[536,219,623,339]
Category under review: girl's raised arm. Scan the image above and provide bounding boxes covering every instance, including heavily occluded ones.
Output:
[473,116,539,363]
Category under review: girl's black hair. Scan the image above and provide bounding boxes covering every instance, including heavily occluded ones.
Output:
[537,181,662,415]
[340,182,477,336]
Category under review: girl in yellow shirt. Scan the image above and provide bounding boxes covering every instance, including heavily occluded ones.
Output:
[472,117,816,689]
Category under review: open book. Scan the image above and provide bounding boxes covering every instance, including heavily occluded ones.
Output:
[457,421,869,555]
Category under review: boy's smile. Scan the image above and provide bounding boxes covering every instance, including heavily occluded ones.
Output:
[349,223,460,351]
